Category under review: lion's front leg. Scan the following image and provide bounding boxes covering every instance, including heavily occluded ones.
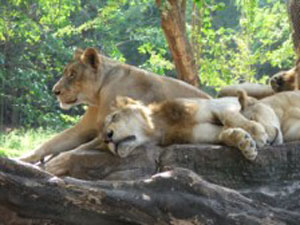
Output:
[18,107,101,163]
[19,127,98,163]
[219,128,257,161]
[73,137,105,151]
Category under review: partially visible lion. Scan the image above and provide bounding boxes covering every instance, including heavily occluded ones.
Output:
[237,89,300,145]
[19,47,211,164]
[269,62,300,92]
[219,82,274,99]
[101,96,272,161]
[219,61,300,99]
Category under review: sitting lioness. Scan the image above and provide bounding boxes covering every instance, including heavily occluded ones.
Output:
[237,89,300,145]
[20,47,211,163]
[102,96,271,160]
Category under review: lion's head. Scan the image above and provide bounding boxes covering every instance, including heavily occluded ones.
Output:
[103,96,155,157]
[52,48,101,110]
[237,90,283,146]
[269,69,296,93]
[269,59,300,93]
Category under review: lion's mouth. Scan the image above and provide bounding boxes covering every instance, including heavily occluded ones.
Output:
[59,98,78,109]
[106,135,136,156]
[65,98,78,104]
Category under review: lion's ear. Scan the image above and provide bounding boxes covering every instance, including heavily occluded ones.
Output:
[237,89,249,111]
[81,48,100,70]
[115,96,139,108]
[73,48,84,61]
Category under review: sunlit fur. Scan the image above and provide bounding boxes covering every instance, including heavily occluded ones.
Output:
[237,89,300,144]
[103,96,271,160]
[20,47,210,164]
[219,61,300,99]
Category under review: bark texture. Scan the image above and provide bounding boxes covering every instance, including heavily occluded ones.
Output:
[1,142,300,225]
[288,0,300,56]
[156,0,200,87]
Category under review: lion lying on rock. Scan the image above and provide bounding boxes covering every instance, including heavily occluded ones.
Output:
[238,89,300,145]
[269,62,300,92]
[102,96,272,161]
[219,61,300,99]
[19,47,210,164]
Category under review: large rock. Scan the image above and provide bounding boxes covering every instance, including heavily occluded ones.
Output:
[0,142,300,225]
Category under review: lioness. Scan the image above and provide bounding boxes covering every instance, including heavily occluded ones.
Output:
[237,89,300,144]
[20,47,210,163]
[102,96,271,161]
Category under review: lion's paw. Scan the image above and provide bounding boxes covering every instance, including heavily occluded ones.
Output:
[237,133,258,161]
[18,151,44,164]
[219,128,258,161]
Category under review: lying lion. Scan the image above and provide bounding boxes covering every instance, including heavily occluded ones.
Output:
[20,47,210,164]
[101,96,272,161]
[219,61,300,99]
[237,89,300,145]
[269,61,300,92]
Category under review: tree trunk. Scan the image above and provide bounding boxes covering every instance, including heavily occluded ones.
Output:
[1,142,300,224]
[288,0,300,57]
[156,0,200,87]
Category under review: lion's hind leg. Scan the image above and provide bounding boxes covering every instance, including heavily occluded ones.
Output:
[218,110,269,149]
[219,128,257,161]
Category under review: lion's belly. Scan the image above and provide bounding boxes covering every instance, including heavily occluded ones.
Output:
[191,123,223,144]
[193,97,241,123]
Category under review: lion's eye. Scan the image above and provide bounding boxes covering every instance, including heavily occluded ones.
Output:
[112,114,119,122]
[69,72,76,79]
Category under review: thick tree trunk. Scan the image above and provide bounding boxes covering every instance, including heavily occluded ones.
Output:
[156,0,200,87]
[1,142,300,224]
[288,0,300,57]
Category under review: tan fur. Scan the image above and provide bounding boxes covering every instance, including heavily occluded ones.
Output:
[219,62,300,99]
[219,83,274,99]
[269,67,298,92]
[103,96,270,160]
[150,100,198,145]
[19,47,211,163]
[269,59,300,92]
[236,89,300,145]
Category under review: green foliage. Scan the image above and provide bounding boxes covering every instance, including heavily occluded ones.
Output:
[0,0,296,129]
[0,0,81,127]
[192,0,294,89]
[0,128,58,157]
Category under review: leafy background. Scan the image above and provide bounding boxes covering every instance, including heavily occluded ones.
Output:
[0,0,295,154]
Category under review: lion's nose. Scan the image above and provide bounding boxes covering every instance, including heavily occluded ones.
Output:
[53,90,61,96]
[52,84,61,96]
[276,78,284,86]
[272,76,284,86]
[104,130,114,143]
[52,85,61,96]
[107,130,114,139]
[52,86,60,96]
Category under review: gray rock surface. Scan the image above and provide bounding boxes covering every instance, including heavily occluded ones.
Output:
[0,142,300,225]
